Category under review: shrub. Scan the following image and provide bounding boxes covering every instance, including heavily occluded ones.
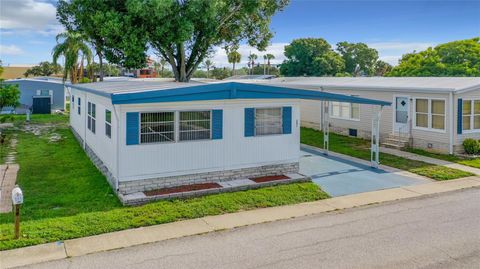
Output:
[463,138,480,155]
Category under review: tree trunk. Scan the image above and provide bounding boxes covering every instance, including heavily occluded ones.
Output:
[98,51,104,82]
[232,63,236,76]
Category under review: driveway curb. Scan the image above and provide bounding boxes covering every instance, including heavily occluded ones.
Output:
[2,177,480,269]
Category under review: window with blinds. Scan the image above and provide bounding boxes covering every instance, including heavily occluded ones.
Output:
[179,111,211,141]
[330,102,359,120]
[414,98,445,130]
[140,112,175,143]
[255,107,282,135]
[462,100,480,131]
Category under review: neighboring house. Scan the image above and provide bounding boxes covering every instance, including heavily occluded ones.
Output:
[68,80,387,202]
[3,78,66,114]
[258,77,480,154]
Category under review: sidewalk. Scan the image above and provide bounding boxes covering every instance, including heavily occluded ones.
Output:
[0,164,19,213]
[2,176,480,269]
[380,147,480,175]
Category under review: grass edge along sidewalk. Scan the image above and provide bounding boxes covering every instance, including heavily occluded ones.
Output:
[2,178,480,269]
[300,128,473,181]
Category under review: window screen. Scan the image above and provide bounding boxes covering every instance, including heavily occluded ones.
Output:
[255,108,282,136]
[179,111,211,141]
[140,112,175,143]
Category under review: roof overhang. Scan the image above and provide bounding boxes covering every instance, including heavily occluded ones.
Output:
[107,82,391,106]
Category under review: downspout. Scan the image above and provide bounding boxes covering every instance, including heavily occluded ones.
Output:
[83,91,87,150]
[112,104,120,192]
[449,91,454,154]
[319,86,324,130]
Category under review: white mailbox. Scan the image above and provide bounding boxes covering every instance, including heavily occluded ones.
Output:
[11,186,23,205]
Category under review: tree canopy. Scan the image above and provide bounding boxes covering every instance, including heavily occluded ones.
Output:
[23,62,62,77]
[387,38,480,77]
[336,42,379,76]
[0,62,20,111]
[57,0,289,82]
[280,38,344,76]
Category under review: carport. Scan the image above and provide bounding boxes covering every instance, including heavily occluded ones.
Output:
[240,82,390,168]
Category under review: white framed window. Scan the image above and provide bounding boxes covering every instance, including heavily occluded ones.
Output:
[77,97,81,115]
[140,112,175,143]
[105,109,112,138]
[255,107,282,136]
[330,102,359,120]
[179,111,211,141]
[462,99,480,132]
[414,98,445,131]
[87,102,96,134]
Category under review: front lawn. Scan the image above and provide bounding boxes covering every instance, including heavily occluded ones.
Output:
[406,147,480,169]
[0,115,328,250]
[300,127,473,180]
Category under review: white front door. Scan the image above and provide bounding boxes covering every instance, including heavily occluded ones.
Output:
[394,96,410,133]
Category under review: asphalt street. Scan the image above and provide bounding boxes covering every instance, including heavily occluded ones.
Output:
[20,187,480,269]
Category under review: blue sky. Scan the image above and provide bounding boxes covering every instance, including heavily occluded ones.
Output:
[1,0,479,67]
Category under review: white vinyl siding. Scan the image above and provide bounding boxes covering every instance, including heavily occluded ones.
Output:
[330,102,359,120]
[414,98,445,131]
[255,107,282,136]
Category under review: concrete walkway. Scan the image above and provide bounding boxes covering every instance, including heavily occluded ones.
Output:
[2,176,480,269]
[380,146,480,175]
[0,164,19,213]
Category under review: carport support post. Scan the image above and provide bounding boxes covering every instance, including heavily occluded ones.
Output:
[322,100,329,155]
[371,106,383,168]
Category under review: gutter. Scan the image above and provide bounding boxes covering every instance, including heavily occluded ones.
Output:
[112,104,121,192]
[449,91,454,154]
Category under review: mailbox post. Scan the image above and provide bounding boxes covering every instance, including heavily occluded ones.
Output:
[11,185,23,239]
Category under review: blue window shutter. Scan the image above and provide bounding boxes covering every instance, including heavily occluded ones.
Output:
[244,108,255,137]
[126,112,139,145]
[212,109,223,139]
[282,106,292,134]
[457,98,463,134]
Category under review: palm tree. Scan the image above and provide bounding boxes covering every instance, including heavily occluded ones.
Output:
[227,51,241,76]
[52,31,92,84]
[203,59,213,78]
[261,54,275,75]
[248,53,258,75]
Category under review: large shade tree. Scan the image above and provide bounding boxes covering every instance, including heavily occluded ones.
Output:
[57,0,289,82]
[336,42,379,76]
[280,38,345,76]
[387,38,480,77]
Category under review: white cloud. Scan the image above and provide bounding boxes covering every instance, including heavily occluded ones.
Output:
[209,43,288,68]
[367,42,435,65]
[0,44,25,56]
[0,0,62,35]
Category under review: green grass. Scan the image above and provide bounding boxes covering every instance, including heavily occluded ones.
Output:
[410,166,473,181]
[300,127,474,180]
[0,182,326,250]
[0,115,329,250]
[405,147,480,170]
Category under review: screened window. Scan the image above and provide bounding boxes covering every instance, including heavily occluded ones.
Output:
[105,109,112,138]
[77,97,81,115]
[71,96,74,110]
[255,108,282,136]
[462,100,480,131]
[140,112,175,143]
[414,98,445,130]
[179,111,211,141]
[330,102,359,120]
[87,102,96,134]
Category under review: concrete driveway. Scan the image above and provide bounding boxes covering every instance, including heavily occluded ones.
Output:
[300,146,428,197]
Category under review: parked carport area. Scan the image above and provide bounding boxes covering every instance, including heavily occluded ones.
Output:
[300,146,428,197]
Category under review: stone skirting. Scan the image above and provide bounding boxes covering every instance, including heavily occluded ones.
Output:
[120,173,310,206]
[70,127,117,191]
[118,162,300,195]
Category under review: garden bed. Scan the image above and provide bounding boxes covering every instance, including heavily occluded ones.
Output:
[144,182,222,196]
[250,175,290,183]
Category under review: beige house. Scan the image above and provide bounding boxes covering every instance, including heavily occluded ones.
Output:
[250,77,480,154]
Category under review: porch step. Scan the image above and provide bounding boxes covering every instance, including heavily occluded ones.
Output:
[383,137,410,146]
[381,142,406,150]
